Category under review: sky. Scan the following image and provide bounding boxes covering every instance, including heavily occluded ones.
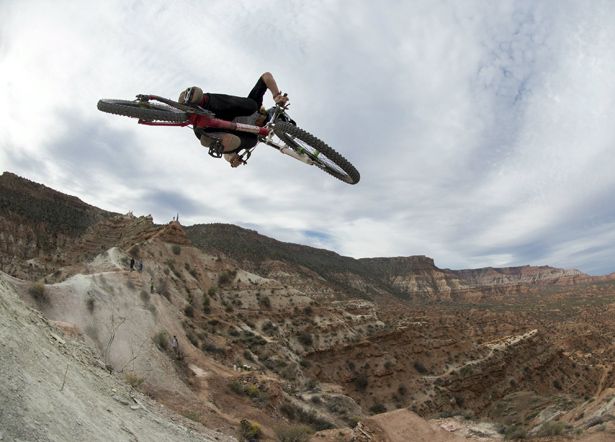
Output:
[1,1,615,275]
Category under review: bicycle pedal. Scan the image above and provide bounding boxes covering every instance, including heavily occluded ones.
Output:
[208,139,224,158]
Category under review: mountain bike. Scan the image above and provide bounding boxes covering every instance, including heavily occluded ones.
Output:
[97,94,360,184]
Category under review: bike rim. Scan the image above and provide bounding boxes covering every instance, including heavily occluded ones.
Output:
[280,133,353,183]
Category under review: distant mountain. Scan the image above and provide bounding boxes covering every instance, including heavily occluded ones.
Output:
[0,171,605,301]
[184,224,596,302]
[0,171,113,236]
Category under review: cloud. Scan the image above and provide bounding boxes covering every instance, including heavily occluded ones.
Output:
[136,188,205,221]
[2,0,615,275]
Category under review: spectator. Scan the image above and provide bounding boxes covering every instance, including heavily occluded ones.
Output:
[170,335,181,360]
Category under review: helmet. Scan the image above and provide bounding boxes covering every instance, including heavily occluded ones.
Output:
[178,86,204,105]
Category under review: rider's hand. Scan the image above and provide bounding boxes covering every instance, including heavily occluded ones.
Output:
[274,93,289,107]
[229,154,243,168]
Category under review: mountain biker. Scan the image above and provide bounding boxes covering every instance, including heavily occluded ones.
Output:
[178,72,289,168]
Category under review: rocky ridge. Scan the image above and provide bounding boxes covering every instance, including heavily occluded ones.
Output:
[1,171,615,441]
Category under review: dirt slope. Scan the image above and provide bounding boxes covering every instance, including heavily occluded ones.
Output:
[0,271,233,442]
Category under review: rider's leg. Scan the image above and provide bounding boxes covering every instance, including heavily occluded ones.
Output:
[200,132,241,152]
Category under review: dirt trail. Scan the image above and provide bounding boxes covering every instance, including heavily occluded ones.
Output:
[594,365,611,397]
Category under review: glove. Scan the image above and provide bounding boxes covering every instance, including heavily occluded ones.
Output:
[274,93,289,107]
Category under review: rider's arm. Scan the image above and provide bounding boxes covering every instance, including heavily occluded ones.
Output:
[248,72,288,107]
[262,72,289,106]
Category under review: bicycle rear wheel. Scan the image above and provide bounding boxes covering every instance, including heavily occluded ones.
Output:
[273,122,360,184]
[97,99,187,122]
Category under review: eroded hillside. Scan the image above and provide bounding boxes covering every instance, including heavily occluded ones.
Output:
[2,172,615,441]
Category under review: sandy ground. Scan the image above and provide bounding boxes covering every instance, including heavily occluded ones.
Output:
[0,272,235,442]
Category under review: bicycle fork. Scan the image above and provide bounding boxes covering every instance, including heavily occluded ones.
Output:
[264,138,314,165]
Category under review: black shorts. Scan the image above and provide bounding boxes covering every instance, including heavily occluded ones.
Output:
[193,77,268,151]
[194,127,258,151]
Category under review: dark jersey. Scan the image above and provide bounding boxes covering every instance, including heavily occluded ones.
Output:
[193,77,268,151]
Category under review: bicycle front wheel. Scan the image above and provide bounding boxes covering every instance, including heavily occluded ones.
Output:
[273,122,360,185]
[97,99,188,122]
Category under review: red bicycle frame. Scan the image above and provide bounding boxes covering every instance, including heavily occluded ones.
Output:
[136,95,270,137]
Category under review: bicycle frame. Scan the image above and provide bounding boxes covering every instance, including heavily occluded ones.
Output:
[135,95,314,165]
[136,94,270,136]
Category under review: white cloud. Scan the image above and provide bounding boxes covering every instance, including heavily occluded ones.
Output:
[2,0,615,275]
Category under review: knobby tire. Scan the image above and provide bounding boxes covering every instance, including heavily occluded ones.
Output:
[273,122,360,184]
[97,99,187,122]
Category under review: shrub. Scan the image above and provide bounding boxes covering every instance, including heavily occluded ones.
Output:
[502,424,528,440]
[296,408,333,431]
[158,279,171,300]
[369,403,386,414]
[275,424,313,442]
[280,403,296,419]
[238,419,262,441]
[203,343,225,355]
[171,244,181,255]
[259,296,272,309]
[140,290,150,303]
[29,282,47,304]
[354,373,369,391]
[207,287,217,297]
[306,378,319,391]
[218,270,237,286]
[229,381,268,403]
[184,305,194,317]
[537,421,566,437]
[187,331,199,346]
[298,332,313,347]
[128,244,140,257]
[229,380,244,395]
[86,297,95,313]
[413,361,428,374]
[398,384,408,396]
[153,331,169,351]
[280,403,332,431]
[244,383,261,398]
[182,411,201,423]
[454,395,465,407]
[125,372,144,388]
